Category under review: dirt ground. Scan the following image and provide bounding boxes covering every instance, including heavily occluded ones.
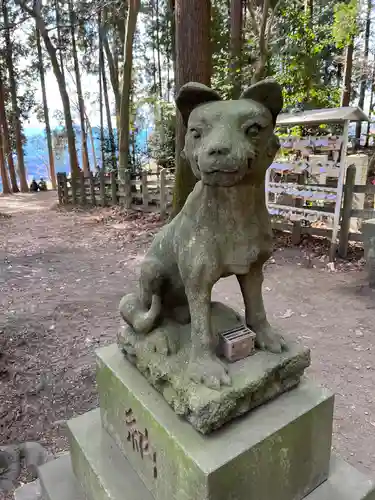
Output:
[1,191,375,492]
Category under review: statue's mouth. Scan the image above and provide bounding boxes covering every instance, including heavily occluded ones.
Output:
[198,158,253,175]
[206,168,239,175]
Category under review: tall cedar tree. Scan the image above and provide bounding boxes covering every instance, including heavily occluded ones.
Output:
[3,0,28,192]
[230,0,243,98]
[16,0,80,177]
[172,0,212,217]
[69,0,90,174]
[0,70,18,192]
[36,25,56,188]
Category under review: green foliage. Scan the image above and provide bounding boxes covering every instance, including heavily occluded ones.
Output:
[210,0,343,110]
[333,0,358,48]
[211,0,231,97]
[273,0,341,109]
[147,100,175,169]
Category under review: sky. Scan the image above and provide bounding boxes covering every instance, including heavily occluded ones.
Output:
[25,69,106,130]
[23,12,151,132]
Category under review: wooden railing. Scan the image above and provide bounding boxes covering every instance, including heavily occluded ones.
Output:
[57,169,175,218]
[57,165,375,257]
[271,164,375,256]
[338,165,375,256]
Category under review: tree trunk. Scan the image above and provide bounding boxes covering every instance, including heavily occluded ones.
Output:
[114,39,120,136]
[85,114,97,170]
[156,0,163,100]
[100,20,117,171]
[151,0,157,91]
[3,0,28,192]
[166,0,172,102]
[366,62,375,148]
[304,0,313,101]
[16,1,81,177]
[230,0,243,98]
[250,0,270,84]
[36,25,56,189]
[0,126,10,194]
[341,42,354,107]
[99,9,121,127]
[98,13,105,170]
[41,31,79,176]
[172,0,212,217]
[169,0,176,93]
[118,0,140,187]
[304,0,313,18]
[355,0,372,147]
[69,0,90,174]
[0,71,18,193]
[55,0,66,81]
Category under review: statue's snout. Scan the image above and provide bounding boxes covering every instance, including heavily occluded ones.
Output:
[207,144,231,157]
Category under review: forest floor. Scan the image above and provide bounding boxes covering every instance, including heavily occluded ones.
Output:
[1,191,375,494]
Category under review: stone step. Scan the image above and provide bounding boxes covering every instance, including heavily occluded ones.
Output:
[67,408,153,500]
[38,454,81,500]
[14,479,41,500]
[305,458,375,500]
[37,443,375,500]
[95,343,334,500]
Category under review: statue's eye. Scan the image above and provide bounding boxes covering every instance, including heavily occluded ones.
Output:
[245,124,262,136]
[190,128,201,139]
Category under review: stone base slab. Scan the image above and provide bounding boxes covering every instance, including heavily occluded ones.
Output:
[38,453,81,500]
[96,344,332,500]
[37,445,375,500]
[117,302,310,434]
[306,458,375,500]
[14,480,41,500]
[67,410,153,500]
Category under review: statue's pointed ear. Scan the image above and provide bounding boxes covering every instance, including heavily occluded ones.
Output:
[176,82,222,127]
[240,78,283,125]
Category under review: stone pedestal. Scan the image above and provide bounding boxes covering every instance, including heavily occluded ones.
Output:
[36,343,375,500]
[117,303,311,434]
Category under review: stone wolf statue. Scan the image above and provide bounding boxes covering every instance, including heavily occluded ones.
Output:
[119,78,285,389]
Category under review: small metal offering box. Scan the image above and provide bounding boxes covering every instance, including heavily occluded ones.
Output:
[219,324,256,362]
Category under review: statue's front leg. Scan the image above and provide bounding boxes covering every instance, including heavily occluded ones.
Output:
[185,283,231,389]
[237,265,287,353]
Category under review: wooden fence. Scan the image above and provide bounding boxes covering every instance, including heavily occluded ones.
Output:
[57,165,375,257]
[57,169,174,218]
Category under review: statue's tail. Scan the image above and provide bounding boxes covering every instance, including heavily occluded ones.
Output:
[119,293,162,334]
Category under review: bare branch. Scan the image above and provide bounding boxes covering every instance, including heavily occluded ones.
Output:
[266,0,282,47]
[0,15,29,30]
[34,0,42,17]
[14,0,36,18]
[247,0,259,37]
[100,22,120,113]
[259,0,270,54]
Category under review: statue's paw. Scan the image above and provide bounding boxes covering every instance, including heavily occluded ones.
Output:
[187,353,231,390]
[148,330,179,356]
[255,326,287,353]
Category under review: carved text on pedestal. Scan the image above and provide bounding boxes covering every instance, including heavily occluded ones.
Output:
[124,408,157,479]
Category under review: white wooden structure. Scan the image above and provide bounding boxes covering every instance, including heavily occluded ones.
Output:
[269,106,369,259]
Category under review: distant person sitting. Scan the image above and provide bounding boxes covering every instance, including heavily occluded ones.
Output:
[30,179,39,192]
[38,178,47,191]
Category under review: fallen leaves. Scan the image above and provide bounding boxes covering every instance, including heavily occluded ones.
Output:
[279,309,294,319]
